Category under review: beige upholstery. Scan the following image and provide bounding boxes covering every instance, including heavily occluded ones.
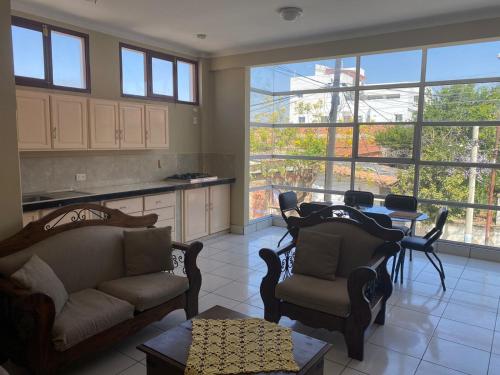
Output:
[293,229,342,280]
[52,289,134,351]
[98,272,189,312]
[275,274,350,317]
[11,255,69,316]
[303,221,384,278]
[124,226,173,276]
[0,226,127,293]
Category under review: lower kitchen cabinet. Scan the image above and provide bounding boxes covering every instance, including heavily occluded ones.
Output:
[183,185,231,242]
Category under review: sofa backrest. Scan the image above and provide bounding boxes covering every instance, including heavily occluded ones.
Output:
[0,226,127,293]
[301,221,384,278]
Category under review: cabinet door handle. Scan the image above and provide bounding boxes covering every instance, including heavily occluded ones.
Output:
[51,128,57,139]
[115,129,119,141]
[145,129,149,140]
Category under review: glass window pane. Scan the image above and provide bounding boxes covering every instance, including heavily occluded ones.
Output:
[280,92,355,124]
[360,50,422,85]
[249,159,273,188]
[11,25,45,79]
[418,166,500,205]
[423,83,500,122]
[151,57,173,96]
[354,163,414,195]
[249,189,272,220]
[177,60,196,102]
[426,41,500,81]
[358,88,419,122]
[250,66,274,92]
[421,125,500,163]
[250,92,275,123]
[121,47,146,96]
[51,31,86,89]
[250,127,273,155]
[358,125,414,158]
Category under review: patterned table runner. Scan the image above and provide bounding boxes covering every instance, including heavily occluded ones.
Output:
[185,318,300,375]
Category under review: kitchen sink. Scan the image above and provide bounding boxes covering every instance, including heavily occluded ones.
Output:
[22,190,92,203]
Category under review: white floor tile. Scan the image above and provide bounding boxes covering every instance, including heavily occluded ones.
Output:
[62,350,136,375]
[114,325,163,361]
[442,302,497,330]
[200,273,233,292]
[395,293,448,317]
[434,318,493,351]
[387,306,440,335]
[455,278,500,298]
[368,324,431,358]
[423,337,490,375]
[348,342,420,375]
[449,290,499,312]
[198,292,240,312]
[231,303,264,318]
[492,331,500,355]
[117,363,146,375]
[489,353,500,375]
[212,281,259,302]
[415,361,464,375]
[323,360,344,375]
[209,264,251,280]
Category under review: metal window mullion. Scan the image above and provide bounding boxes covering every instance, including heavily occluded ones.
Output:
[422,121,499,127]
[273,122,354,128]
[413,48,427,199]
[351,56,361,190]
[418,198,500,211]
[419,160,500,169]
[423,76,500,87]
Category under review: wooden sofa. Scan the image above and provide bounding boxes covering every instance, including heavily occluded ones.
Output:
[0,204,202,375]
[259,205,403,361]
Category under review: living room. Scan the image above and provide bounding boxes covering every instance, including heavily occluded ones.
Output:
[1,0,500,374]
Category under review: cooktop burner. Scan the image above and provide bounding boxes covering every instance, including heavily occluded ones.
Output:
[167,173,218,183]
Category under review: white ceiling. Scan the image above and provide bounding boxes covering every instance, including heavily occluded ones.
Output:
[11,0,500,57]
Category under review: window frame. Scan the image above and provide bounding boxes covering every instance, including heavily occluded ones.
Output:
[119,42,198,105]
[11,16,91,93]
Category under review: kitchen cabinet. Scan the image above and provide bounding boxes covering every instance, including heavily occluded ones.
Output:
[89,99,120,149]
[16,90,52,150]
[119,102,145,149]
[104,197,144,214]
[51,94,88,149]
[183,185,231,241]
[183,187,210,242]
[145,105,169,149]
[209,184,231,233]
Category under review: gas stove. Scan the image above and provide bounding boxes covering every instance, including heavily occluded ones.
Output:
[167,173,218,183]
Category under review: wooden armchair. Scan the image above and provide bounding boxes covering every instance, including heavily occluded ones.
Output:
[259,206,403,361]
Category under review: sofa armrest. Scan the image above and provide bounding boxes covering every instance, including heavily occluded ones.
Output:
[0,277,55,371]
[347,266,377,328]
[172,241,202,318]
[259,241,295,322]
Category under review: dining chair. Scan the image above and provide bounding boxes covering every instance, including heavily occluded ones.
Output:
[364,212,402,280]
[394,207,448,290]
[384,194,418,261]
[344,190,374,207]
[277,191,302,246]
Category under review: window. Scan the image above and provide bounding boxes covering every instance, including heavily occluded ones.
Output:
[119,43,198,104]
[11,17,90,91]
[249,39,500,248]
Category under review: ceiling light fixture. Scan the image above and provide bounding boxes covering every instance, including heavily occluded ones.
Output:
[277,7,303,22]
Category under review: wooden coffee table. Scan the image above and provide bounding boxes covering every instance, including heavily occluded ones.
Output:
[138,305,332,375]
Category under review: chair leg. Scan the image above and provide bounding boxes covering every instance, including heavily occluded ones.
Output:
[399,248,406,285]
[390,254,397,281]
[409,249,413,262]
[432,251,446,280]
[277,231,289,247]
[424,250,446,291]
[394,248,405,284]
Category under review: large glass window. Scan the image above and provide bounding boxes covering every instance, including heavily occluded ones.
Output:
[249,39,500,247]
[11,17,90,91]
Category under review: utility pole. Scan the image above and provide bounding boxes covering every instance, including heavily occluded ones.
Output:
[324,58,341,202]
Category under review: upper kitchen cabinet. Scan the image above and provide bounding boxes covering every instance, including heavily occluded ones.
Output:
[145,105,169,149]
[51,94,88,149]
[119,102,146,149]
[16,90,52,150]
[89,99,120,149]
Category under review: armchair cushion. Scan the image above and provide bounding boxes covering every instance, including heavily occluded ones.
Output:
[123,226,173,276]
[275,274,350,317]
[98,272,189,312]
[292,229,342,280]
[11,255,68,316]
[52,288,134,351]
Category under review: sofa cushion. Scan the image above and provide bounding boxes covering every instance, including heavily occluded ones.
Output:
[275,274,350,317]
[302,222,384,278]
[292,229,342,280]
[52,288,134,351]
[123,226,173,276]
[0,226,128,293]
[98,272,189,312]
[11,255,69,316]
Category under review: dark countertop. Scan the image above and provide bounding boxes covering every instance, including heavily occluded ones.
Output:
[22,177,236,212]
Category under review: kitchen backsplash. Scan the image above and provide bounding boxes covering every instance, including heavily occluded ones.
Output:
[20,152,202,193]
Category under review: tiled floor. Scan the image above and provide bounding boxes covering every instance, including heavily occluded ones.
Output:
[5,226,500,375]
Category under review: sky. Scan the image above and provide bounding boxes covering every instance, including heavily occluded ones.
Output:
[11,25,194,101]
[251,40,500,92]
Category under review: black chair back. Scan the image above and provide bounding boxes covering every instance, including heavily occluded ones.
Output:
[424,207,448,245]
[278,191,300,224]
[364,212,393,229]
[300,202,331,217]
[344,190,374,207]
[384,194,417,211]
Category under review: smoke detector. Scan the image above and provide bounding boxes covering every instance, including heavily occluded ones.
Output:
[277,7,303,22]
[196,33,207,40]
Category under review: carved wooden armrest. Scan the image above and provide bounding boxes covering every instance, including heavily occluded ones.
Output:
[347,266,377,328]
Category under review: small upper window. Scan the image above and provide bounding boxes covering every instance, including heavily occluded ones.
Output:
[151,56,174,97]
[121,47,146,96]
[11,17,90,92]
[177,59,197,103]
